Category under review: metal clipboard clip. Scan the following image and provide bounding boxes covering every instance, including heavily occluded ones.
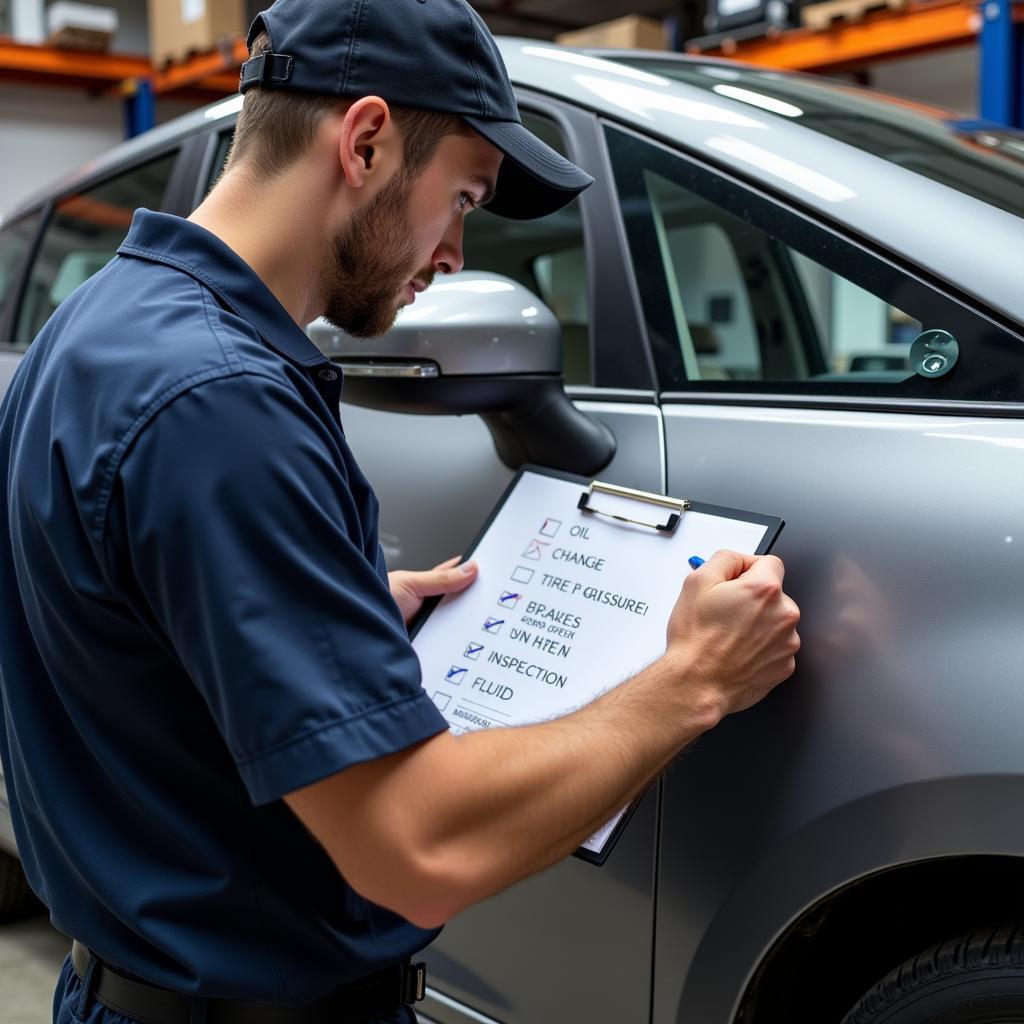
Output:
[577,481,690,535]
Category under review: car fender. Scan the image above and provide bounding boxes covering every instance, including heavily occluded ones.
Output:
[664,774,1024,1024]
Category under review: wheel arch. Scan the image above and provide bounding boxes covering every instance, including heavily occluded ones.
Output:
[665,775,1024,1024]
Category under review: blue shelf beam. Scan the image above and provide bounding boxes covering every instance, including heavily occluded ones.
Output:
[980,0,1024,128]
[123,77,155,139]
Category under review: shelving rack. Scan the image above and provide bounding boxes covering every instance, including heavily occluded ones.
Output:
[0,35,244,136]
[689,0,1024,126]
[1,0,1022,134]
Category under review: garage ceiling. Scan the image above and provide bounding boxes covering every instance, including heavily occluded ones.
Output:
[472,1,679,38]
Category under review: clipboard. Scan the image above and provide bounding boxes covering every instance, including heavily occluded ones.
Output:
[410,465,784,865]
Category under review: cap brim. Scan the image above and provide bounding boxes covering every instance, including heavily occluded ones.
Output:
[464,117,594,221]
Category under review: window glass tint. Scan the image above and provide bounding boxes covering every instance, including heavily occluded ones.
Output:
[0,210,43,343]
[611,58,1024,221]
[608,126,1024,401]
[206,132,233,197]
[15,152,178,348]
[463,113,591,385]
[640,164,920,385]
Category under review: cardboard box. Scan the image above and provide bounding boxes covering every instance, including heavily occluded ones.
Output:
[555,15,667,50]
[47,2,118,52]
[148,0,246,66]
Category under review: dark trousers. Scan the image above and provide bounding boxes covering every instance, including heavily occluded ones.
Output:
[54,954,418,1024]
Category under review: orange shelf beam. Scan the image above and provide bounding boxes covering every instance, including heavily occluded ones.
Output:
[0,35,244,96]
[151,37,248,94]
[0,37,149,87]
[692,0,1024,70]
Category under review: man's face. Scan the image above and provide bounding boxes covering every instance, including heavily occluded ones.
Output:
[321,130,501,338]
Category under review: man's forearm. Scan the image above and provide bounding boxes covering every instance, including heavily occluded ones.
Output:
[342,651,722,925]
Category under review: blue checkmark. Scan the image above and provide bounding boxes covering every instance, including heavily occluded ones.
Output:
[464,643,484,660]
[483,617,505,634]
[499,591,521,608]
[445,666,467,684]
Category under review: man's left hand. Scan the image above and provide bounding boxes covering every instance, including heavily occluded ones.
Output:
[389,556,478,626]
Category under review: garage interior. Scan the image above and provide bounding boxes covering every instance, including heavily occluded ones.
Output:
[2,0,1023,1022]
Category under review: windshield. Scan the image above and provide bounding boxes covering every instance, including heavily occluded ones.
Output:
[611,57,1024,221]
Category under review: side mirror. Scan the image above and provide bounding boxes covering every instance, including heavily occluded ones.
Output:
[307,272,615,475]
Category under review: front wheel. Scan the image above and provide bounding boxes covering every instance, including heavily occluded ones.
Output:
[842,924,1024,1023]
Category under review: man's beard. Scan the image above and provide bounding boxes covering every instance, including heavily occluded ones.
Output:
[321,170,431,339]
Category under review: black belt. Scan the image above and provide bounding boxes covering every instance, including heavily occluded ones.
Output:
[71,940,426,1024]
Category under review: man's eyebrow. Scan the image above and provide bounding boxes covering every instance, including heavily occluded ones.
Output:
[468,173,497,207]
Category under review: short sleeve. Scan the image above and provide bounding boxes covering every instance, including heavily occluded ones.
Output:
[111,371,447,805]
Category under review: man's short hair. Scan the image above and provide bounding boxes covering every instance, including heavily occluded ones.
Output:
[226,31,474,181]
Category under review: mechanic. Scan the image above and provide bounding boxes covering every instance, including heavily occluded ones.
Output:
[0,1,801,1023]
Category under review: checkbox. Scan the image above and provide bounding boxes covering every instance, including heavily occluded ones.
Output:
[498,591,522,609]
[482,616,505,635]
[432,692,452,711]
[464,642,484,661]
[445,665,468,685]
[540,518,562,538]
[511,565,534,585]
[523,540,548,561]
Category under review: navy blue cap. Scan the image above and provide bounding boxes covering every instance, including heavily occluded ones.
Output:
[239,0,594,220]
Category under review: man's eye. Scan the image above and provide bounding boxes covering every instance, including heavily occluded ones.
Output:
[459,192,475,211]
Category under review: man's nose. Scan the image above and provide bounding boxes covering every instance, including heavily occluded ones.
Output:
[432,216,465,276]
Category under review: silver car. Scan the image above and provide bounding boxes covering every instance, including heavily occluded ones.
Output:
[2,40,1024,1024]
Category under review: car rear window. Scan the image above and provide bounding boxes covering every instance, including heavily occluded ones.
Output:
[610,57,1024,221]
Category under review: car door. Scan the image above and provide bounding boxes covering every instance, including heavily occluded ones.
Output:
[344,98,665,1024]
[602,125,1024,1024]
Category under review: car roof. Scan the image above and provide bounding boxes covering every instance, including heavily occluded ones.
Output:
[4,41,1022,327]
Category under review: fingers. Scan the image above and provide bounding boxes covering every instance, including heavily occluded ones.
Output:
[433,555,464,571]
[694,549,759,584]
[741,554,786,587]
[410,560,478,598]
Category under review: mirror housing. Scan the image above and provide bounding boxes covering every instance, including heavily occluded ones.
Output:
[307,272,615,475]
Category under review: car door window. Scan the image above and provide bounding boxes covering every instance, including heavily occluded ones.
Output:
[0,210,43,345]
[462,114,591,385]
[206,112,593,384]
[607,126,1024,402]
[14,152,178,349]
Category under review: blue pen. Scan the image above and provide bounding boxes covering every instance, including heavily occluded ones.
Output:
[688,556,705,570]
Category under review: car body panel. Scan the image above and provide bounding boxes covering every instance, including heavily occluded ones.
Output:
[340,398,665,1023]
[654,402,1024,1023]
[671,775,1024,1023]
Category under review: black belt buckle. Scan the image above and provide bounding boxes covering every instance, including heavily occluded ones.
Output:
[401,962,427,1004]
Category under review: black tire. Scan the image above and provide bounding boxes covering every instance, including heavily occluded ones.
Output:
[0,849,42,921]
[842,924,1024,1024]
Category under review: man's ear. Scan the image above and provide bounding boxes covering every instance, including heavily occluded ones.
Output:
[338,96,399,189]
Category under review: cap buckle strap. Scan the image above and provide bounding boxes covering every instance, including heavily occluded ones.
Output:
[239,53,295,93]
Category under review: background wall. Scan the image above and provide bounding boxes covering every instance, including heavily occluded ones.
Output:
[0,85,194,219]
[866,47,978,114]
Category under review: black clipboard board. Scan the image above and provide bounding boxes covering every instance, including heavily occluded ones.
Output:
[409,464,784,865]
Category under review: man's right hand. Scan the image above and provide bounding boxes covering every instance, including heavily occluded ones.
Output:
[665,550,801,720]
[286,548,801,929]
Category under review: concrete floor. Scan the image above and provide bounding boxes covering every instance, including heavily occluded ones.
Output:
[1,912,69,1024]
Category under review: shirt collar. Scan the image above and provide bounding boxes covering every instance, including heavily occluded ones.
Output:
[117,210,329,370]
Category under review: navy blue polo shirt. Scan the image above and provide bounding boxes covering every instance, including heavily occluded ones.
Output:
[0,210,448,1001]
